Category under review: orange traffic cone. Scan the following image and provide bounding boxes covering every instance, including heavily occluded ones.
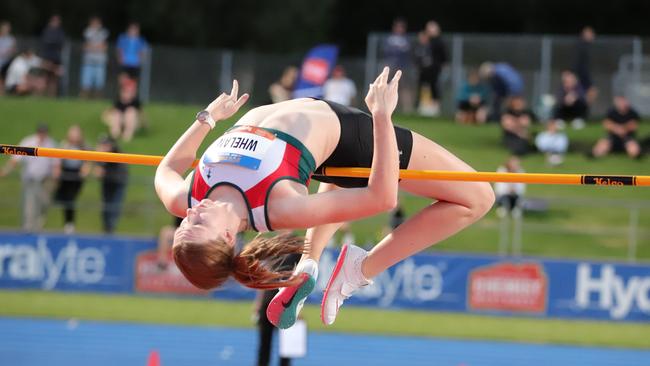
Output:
[146,350,161,366]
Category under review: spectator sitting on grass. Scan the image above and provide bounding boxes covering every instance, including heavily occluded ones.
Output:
[591,95,642,159]
[102,74,141,142]
[554,70,588,130]
[501,96,534,156]
[456,69,489,124]
[4,48,51,96]
[479,62,524,121]
[535,119,569,166]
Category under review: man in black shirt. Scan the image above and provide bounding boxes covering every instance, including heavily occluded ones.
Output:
[592,96,642,158]
[426,21,447,115]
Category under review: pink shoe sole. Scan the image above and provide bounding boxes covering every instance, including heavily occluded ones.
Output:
[320,244,349,325]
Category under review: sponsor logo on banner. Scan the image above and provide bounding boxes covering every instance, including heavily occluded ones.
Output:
[468,262,547,313]
[575,264,650,319]
[301,58,329,84]
[0,237,106,290]
[134,251,206,295]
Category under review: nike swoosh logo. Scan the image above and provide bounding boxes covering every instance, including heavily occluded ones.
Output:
[281,288,300,308]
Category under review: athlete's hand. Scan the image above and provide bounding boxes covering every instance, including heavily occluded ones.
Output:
[365,67,402,117]
[206,80,250,121]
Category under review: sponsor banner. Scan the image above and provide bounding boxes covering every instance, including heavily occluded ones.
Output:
[292,44,338,98]
[0,232,648,322]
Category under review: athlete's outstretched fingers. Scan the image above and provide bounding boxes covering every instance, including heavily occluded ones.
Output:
[234,93,250,109]
[231,79,239,98]
[390,70,402,87]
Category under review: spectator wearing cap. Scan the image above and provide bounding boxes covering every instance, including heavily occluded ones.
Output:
[323,65,357,106]
[116,22,147,80]
[479,62,524,121]
[0,124,58,231]
[94,136,128,234]
[102,75,141,141]
[591,95,642,159]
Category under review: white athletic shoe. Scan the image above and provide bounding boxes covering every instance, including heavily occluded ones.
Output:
[266,259,318,329]
[321,244,372,326]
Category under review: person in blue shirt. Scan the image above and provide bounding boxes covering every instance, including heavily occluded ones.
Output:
[479,62,524,121]
[456,69,489,124]
[116,22,147,80]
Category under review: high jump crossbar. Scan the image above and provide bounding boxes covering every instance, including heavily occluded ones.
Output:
[1,144,648,186]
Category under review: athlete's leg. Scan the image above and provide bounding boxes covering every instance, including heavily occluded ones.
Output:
[362,131,495,278]
[266,182,344,329]
[321,132,495,325]
[303,182,346,261]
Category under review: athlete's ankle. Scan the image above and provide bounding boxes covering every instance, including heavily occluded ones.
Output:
[359,256,375,283]
[296,258,319,278]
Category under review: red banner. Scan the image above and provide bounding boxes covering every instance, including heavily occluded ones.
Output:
[468,262,547,313]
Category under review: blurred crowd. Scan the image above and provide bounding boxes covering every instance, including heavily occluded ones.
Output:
[0,15,151,233]
[0,15,647,237]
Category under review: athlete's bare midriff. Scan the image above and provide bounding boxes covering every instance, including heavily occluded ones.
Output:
[233,98,342,167]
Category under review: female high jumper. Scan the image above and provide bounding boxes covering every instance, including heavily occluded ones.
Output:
[154,67,494,329]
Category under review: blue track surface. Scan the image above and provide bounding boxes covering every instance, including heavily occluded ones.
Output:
[1,317,648,366]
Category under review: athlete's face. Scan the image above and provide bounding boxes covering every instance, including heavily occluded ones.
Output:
[174,200,237,248]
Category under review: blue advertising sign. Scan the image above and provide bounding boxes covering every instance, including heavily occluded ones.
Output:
[0,232,648,322]
[292,44,338,98]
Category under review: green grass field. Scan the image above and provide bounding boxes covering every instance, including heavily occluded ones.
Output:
[0,97,649,261]
[2,290,649,349]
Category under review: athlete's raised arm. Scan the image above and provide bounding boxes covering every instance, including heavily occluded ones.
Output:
[155,80,249,217]
[271,67,402,228]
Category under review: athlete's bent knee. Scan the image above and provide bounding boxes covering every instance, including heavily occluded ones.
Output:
[469,182,495,220]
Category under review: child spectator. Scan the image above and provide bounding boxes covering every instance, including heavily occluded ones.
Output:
[554,70,588,129]
[494,156,526,218]
[80,16,109,98]
[535,120,569,166]
[40,15,66,97]
[116,22,147,80]
[0,20,17,93]
[102,75,141,142]
[54,125,90,234]
[269,66,298,103]
[501,96,534,156]
[591,95,642,159]
[323,65,357,106]
[456,69,489,124]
